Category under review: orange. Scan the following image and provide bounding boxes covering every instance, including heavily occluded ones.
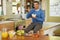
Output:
[32,34,39,38]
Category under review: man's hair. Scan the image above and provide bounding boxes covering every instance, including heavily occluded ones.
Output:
[33,1,39,4]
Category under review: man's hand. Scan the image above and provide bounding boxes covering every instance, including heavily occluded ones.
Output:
[32,14,36,18]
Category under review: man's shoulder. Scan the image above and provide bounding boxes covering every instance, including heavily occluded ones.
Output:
[40,9,45,13]
[39,9,43,11]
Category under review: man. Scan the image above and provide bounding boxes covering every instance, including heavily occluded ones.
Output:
[25,1,45,35]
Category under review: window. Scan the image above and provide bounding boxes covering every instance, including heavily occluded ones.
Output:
[0,0,1,5]
[0,0,2,16]
[12,6,17,15]
[12,0,26,15]
[12,0,20,15]
[0,7,2,16]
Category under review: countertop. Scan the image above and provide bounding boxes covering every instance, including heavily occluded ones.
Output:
[0,21,14,24]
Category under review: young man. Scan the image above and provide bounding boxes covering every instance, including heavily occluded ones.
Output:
[25,1,45,35]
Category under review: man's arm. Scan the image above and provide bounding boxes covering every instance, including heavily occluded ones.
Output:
[26,9,34,19]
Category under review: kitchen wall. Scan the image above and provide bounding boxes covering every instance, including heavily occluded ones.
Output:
[6,1,12,15]
[1,0,60,22]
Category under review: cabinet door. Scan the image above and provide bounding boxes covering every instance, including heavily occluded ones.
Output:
[25,19,32,27]
[0,22,15,31]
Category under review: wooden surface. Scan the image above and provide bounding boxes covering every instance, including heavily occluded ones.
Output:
[2,35,49,40]
[0,21,15,31]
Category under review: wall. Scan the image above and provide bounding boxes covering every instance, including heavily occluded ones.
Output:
[6,1,12,15]
[2,0,12,20]
[42,0,47,21]
[3,0,12,16]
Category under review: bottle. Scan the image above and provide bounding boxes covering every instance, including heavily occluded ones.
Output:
[2,28,8,38]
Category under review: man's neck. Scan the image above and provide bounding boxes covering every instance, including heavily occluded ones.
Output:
[35,8,40,11]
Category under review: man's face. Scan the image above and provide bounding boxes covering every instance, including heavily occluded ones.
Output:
[34,3,39,9]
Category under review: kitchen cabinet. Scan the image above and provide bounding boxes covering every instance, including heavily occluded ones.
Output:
[25,19,32,27]
[0,21,15,31]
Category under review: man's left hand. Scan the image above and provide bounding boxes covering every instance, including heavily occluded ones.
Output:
[32,15,36,18]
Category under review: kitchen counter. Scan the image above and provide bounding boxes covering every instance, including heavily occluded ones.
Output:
[43,22,60,30]
[0,21,14,24]
[2,35,49,40]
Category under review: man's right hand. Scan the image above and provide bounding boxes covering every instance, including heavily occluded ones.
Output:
[32,14,36,18]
